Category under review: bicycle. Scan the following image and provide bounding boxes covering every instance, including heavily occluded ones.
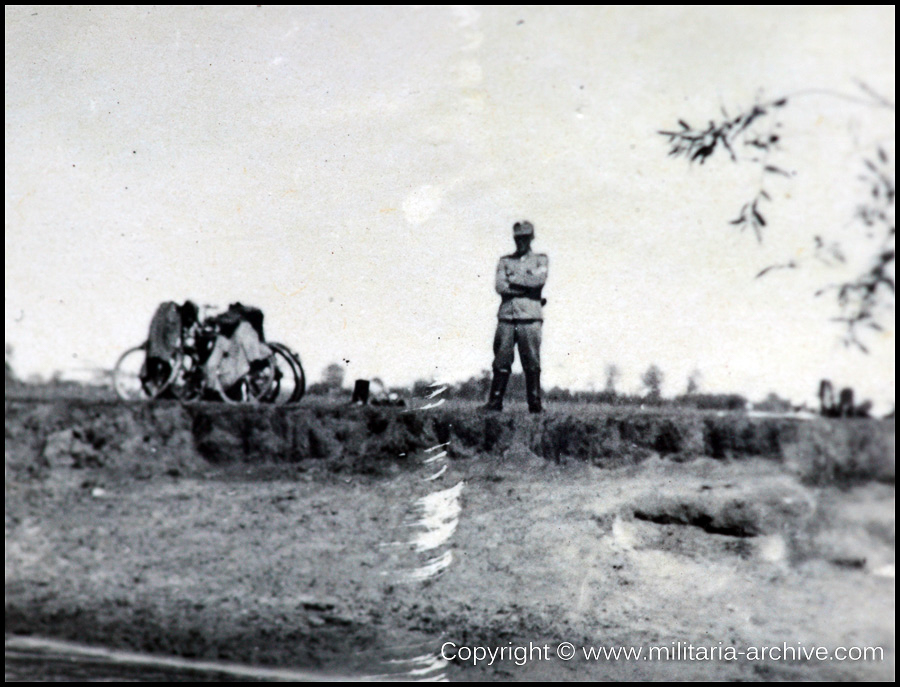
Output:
[112,342,182,401]
[114,325,305,405]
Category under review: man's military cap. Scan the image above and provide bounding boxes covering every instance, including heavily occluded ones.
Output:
[513,221,534,237]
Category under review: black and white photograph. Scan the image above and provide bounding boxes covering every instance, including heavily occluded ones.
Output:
[5,5,894,681]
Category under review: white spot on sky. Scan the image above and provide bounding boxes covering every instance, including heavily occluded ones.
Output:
[451,5,480,28]
[461,31,483,52]
[402,185,443,225]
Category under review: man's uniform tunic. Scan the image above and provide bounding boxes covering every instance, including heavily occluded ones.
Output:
[492,251,548,376]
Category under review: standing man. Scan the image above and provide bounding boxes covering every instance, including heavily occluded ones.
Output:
[484,220,548,413]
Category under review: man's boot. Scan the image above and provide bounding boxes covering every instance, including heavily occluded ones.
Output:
[525,368,543,414]
[483,370,510,411]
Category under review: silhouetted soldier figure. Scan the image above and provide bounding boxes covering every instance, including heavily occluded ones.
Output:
[819,379,836,417]
[838,387,855,418]
[484,221,548,413]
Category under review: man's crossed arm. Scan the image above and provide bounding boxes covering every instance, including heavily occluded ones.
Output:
[496,256,548,297]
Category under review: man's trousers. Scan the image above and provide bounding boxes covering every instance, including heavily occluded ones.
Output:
[492,320,541,374]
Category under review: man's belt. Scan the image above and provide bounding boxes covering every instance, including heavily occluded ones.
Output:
[501,294,542,301]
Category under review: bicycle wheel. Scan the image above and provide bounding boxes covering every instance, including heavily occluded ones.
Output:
[169,352,204,402]
[266,342,306,404]
[213,355,276,404]
[113,344,179,400]
[113,345,148,400]
[245,355,277,402]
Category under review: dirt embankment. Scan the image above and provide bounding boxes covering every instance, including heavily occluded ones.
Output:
[5,398,896,680]
[5,398,895,484]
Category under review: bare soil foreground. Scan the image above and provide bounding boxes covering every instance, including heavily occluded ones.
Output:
[5,396,895,681]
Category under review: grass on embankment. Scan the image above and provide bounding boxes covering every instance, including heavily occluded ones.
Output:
[5,397,894,486]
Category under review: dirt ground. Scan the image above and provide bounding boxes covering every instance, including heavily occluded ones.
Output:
[5,397,896,680]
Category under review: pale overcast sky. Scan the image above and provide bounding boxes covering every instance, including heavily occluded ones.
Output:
[5,6,895,410]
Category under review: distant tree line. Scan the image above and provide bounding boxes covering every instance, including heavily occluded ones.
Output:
[307,362,762,411]
[5,349,878,417]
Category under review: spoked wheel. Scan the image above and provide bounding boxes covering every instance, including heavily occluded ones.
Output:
[265,342,306,404]
[113,344,180,401]
[169,353,205,402]
[214,355,277,404]
[113,345,148,401]
[246,355,277,402]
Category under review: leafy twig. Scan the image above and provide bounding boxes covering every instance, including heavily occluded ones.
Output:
[660,82,895,349]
